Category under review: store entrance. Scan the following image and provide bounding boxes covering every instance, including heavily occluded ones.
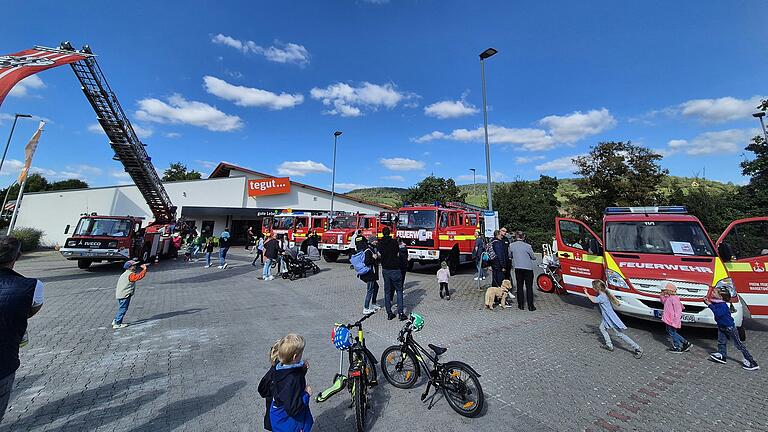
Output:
[231,219,262,245]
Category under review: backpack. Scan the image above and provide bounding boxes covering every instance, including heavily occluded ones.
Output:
[484,242,496,262]
[350,250,372,276]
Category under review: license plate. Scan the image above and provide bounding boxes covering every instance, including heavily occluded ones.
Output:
[654,310,695,323]
[81,252,98,257]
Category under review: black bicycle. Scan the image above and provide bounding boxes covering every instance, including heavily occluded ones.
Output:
[380,313,484,417]
[316,311,379,432]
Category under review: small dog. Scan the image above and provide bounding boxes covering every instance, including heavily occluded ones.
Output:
[485,284,511,310]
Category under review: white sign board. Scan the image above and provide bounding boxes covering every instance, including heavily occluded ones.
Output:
[483,211,498,239]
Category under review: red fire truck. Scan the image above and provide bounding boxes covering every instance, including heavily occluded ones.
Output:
[319,212,396,262]
[396,202,482,273]
[262,211,329,248]
[552,206,768,339]
[45,43,177,269]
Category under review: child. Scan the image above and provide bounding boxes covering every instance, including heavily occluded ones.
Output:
[437,261,450,300]
[258,338,282,431]
[203,238,215,268]
[269,334,313,432]
[584,280,642,358]
[704,286,759,370]
[660,282,691,353]
[112,260,148,329]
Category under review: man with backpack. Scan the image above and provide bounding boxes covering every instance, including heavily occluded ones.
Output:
[378,227,406,321]
[473,230,487,281]
[351,237,381,315]
[491,230,508,288]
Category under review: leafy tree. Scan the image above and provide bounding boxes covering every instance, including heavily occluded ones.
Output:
[570,141,668,227]
[162,162,202,182]
[0,173,49,201]
[49,179,89,191]
[739,101,768,215]
[665,180,743,235]
[493,175,559,250]
[402,175,466,205]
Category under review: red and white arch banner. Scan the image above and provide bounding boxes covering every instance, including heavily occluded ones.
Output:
[0,47,87,107]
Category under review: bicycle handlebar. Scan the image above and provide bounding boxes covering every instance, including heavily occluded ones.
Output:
[342,310,376,329]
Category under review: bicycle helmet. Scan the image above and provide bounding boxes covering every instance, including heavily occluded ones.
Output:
[410,313,424,332]
[332,325,352,350]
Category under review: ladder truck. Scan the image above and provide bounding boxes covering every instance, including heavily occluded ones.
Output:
[55,43,177,269]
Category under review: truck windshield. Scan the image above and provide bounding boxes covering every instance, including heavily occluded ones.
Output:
[330,216,357,229]
[277,217,294,229]
[398,210,436,230]
[605,221,715,256]
[74,218,132,237]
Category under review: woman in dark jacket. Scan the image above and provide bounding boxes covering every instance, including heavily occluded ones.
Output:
[491,230,508,287]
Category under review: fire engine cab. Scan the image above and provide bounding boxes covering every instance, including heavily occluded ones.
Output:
[555,206,768,339]
[397,202,482,273]
[262,211,328,248]
[319,212,396,262]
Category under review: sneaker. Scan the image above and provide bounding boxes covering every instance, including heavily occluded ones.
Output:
[370,304,382,311]
[742,359,760,371]
[473,277,480,281]
[363,308,375,315]
[223,263,229,269]
[709,352,727,364]
[681,341,692,352]
[112,322,128,329]
[204,264,212,268]
[446,295,451,301]
[217,265,223,269]
[601,344,614,352]
[398,314,407,321]
[387,313,396,321]
[667,346,684,353]
[633,349,643,359]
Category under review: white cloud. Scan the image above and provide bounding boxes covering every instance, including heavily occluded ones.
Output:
[203,76,304,110]
[678,96,764,123]
[195,160,219,169]
[8,75,45,97]
[666,128,757,156]
[335,183,372,191]
[136,94,243,132]
[88,122,153,139]
[414,125,557,151]
[424,99,478,119]
[0,159,24,176]
[110,170,130,179]
[538,108,616,143]
[165,132,181,138]
[380,158,425,171]
[211,34,310,65]
[456,171,506,183]
[277,160,331,176]
[514,155,545,164]
[382,175,405,182]
[310,82,415,117]
[535,155,583,174]
[64,164,103,178]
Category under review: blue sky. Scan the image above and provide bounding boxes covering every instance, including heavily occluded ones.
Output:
[2,1,766,191]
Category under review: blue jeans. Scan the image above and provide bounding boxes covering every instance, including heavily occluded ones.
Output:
[718,325,754,363]
[382,269,403,315]
[219,247,229,266]
[365,280,379,308]
[114,297,131,324]
[666,325,688,349]
[205,252,211,267]
[263,258,272,279]
[475,259,485,278]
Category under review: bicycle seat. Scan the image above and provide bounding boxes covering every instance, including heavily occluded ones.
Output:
[428,344,447,356]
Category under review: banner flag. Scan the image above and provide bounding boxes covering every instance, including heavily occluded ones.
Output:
[18,121,45,184]
[0,47,87,107]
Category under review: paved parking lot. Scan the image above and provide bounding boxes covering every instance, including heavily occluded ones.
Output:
[2,250,767,432]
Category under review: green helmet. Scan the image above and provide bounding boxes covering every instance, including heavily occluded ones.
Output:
[410,313,424,332]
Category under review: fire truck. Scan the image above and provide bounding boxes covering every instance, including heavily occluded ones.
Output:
[553,206,768,339]
[49,43,177,269]
[319,212,396,262]
[262,211,329,248]
[396,202,482,274]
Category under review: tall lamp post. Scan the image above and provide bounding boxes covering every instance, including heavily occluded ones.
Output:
[479,48,497,211]
[330,131,342,215]
[753,111,768,143]
[1,113,32,175]
[469,168,476,198]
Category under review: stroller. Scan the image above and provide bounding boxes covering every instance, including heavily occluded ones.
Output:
[537,242,565,294]
[280,246,321,280]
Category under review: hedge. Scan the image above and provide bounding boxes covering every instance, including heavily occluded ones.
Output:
[11,227,44,252]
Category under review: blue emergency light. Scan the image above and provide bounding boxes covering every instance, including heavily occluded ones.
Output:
[604,206,688,215]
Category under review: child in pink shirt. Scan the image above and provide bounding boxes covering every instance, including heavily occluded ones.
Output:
[660,282,691,353]
[436,261,451,300]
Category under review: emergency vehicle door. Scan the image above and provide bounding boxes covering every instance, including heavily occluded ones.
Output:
[555,218,605,294]
[717,217,768,318]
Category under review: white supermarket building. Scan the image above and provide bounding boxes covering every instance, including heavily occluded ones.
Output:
[15,162,391,246]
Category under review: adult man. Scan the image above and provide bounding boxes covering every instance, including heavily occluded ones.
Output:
[0,236,43,423]
[472,230,486,281]
[491,230,508,288]
[263,234,281,281]
[218,229,231,269]
[378,227,406,321]
[113,259,147,328]
[500,227,512,281]
[510,231,537,311]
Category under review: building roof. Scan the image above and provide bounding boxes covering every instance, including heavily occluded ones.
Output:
[208,162,394,211]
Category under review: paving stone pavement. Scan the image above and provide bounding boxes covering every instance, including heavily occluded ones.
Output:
[1,250,767,432]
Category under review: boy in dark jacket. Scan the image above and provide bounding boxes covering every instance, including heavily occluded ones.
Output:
[258,338,282,431]
[269,334,313,432]
[360,237,381,315]
[705,286,759,370]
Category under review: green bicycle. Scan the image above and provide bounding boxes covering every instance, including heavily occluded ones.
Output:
[316,311,379,432]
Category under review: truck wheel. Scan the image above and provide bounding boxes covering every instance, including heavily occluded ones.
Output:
[77,259,92,269]
[323,250,340,263]
[141,246,151,263]
[738,326,747,342]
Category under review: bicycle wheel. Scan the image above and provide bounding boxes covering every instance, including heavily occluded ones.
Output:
[380,345,419,389]
[351,376,366,432]
[363,348,378,384]
[441,361,484,418]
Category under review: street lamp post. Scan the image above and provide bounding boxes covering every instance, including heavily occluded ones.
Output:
[1,114,32,175]
[753,112,768,143]
[479,48,497,211]
[330,131,342,215]
[470,168,476,197]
